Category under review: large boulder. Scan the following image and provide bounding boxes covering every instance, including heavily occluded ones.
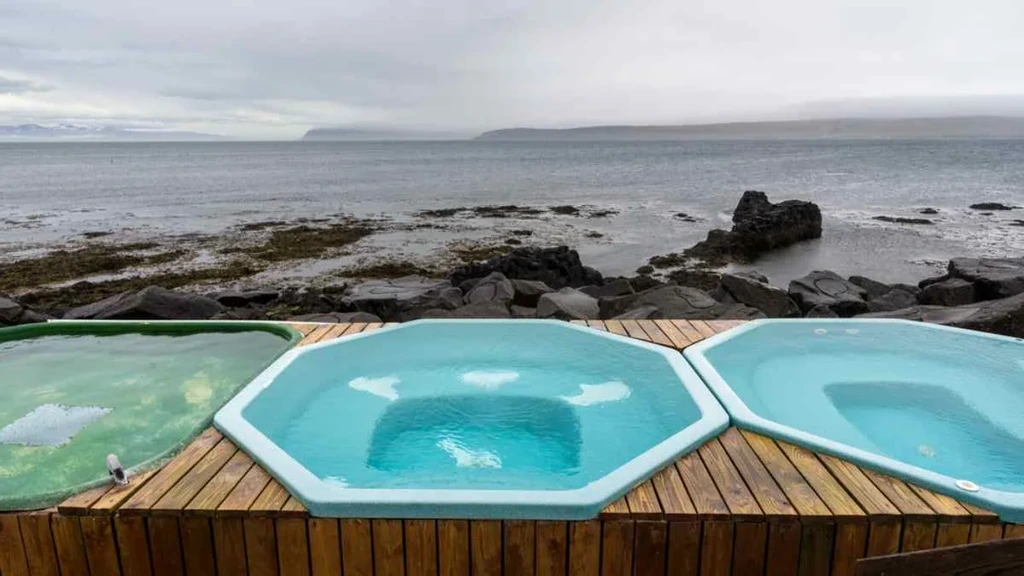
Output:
[537,288,599,320]
[420,302,511,319]
[859,293,1024,338]
[214,288,280,308]
[867,289,918,313]
[289,311,382,323]
[788,271,869,317]
[848,276,893,300]
[343,276,460,320]
[510,279,553,307]
[718,271,800,318]
[465,272,514,305]
[686,191,822,263]
[580,278,635,299]
[449,246,603,289]
[919,278,976,306]
[65,286,224,320]
[947,257,1024,300]
[0,295,49,326]
[600,285,765,320]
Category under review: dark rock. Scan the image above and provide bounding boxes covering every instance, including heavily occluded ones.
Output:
[214,288,280,308]
[686,191,822,263]
[549,205,581,216]
[848,276,893,300]
[891,283,922,296]
[579,278,634,299]
[510,305,536,318]
[919,208,939,215]
[665,268,722,292]
[613,306,659,320]
[584,231,604,239]
[65,286,224,320]
[458,278,481,294]
[788,271,869,317]
[1011,220,1024,227]
[867,289,918,312]
[636,265,655,275]
[600,285,765,320]
[18,309,51,324]
[505,238,522,245]
[0,296,24,324]
[537,288,599,320]
[289,311,382,323]
[859,293,1024,338]
[918,274,949,289]
[719,271,800,318]
[872,215,934,225]
[589,209,618,218]
[212,308,266,321]
[947,257,1024,300]
[628,275,664,292]
[510,229,533,236]
[805,305,840,318]
[449,246,602,290]
[970,202,1019,211]
[510,279,553,307]
[919,278,976,306]
[274,286,344,314]
[674,212,698,222]
[466,272,514,305]
[344,276,460,320]
[420,302,511,319]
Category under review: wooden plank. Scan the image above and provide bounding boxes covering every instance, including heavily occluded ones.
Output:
[832,523,869,576]
[1005,524,1024,540]
[341,519,374,576]
[218,463,272,515]
[854,536,1024,576]
[277,517,312,576]
[58,482,114,515]
[373,519,405,576]
[601,520,634,576]
[799,524,835,576]
[213,517,249,575]
[536,521,568,576]
[776,441,866,520]
[688,320,718,339]
[650,463,697,520]
[666,521,701,576]
[148,516,185,576]
[181,516,217,576]
[19,512,60,576]
[0,514,30,576]
[669,320,704,344]
[79,515,121,575]
[115,515,153,576]
[765,520,802,576]
[504,520,536,576]
[960,501,1001,524]
[568,521,601,576]
[341,323,369,336]
[900,521,938,553]
[697,438,763,520]
[297,324,330,345]
[626,480,664,520]
[652,319,693,348]
[317,323,352,342]
[584,319,607,330]
[860,470,935,522]
[308,518,343,576]
[186,448,254,514]
[969,523,1004,543]
[363,322,385,331]
[907,485,972,523]
[51,515,90,576]
[250,479,291,514]
[732,522,768,576]
[244,517,279,576]
[153,438,238,515]
[121,427,224,515]
[286,322,321,336]
[817,455,900,518]
[438,520,470,576]
[88,467,162,513]
[405,520,438,576]
[699,521,733,576]
[619,319,654,342]
[471,521,502,576]
[603,319,629,336]
[635,319,676,348]
[634,521,668,576]
[865,521,902,557]
[675,452,730,520]
[600,496,630,518]
[740,431,834,521]
[705,320,746,332]
[281,496,308,517]
[935,524,971,548]
[718,428,798,520]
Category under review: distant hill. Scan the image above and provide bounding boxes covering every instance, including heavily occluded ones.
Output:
[302,127,466,141]
[0,124,220,141]
[476,117,1024,141]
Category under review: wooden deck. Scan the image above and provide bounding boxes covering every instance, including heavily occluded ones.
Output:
[0,319,1021,576]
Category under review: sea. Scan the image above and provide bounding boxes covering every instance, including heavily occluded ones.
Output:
[1,139,1022,285]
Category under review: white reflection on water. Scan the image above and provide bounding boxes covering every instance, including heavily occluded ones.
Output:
[561,381,631,406]
[437,437,502,469]
[348,376,401,401]
[461,370,520,389]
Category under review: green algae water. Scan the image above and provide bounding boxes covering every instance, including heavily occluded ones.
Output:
[0,322,298,510]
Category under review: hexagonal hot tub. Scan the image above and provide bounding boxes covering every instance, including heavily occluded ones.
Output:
[215,320,727,519]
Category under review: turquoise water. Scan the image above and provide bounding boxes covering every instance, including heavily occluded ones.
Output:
[0,326,295,510]
[243,322,703,491]
[700,322,1024,492]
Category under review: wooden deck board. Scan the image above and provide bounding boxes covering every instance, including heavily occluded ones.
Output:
[739,430,833,521]
[698,437,764,520]
[119,427,224,515]
[151,437,238,515]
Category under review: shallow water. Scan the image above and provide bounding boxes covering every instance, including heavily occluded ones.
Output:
[0,330,292,509]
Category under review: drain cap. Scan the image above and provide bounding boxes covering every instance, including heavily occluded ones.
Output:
[955,479,980,492]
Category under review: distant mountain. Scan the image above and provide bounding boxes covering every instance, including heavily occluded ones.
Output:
[302,127,466,141]
[476,117,1024,141]
[0,124,220,141]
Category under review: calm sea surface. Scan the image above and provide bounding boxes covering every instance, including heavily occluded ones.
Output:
[1,139,1022,284]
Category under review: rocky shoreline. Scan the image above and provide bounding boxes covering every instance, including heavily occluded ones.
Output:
[2,192,1023,339]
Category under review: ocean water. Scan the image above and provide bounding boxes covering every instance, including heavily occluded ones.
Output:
[1,139,1022,284]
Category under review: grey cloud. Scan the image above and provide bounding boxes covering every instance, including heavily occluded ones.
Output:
[0,75,50,94]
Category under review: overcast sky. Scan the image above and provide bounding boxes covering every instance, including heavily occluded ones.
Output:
[1,0,1023,138]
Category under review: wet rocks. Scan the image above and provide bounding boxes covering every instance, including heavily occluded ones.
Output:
[214,288,280,308]
[718,271,800,318]
[872,216,934,225]
[919,278,976,307]
[970,203,1019,211]
[947,257,1024,300]
[344,276,461,320]
[788,271,869,317]
[919,208,939,215]
[64,286,224,320]
[421,302,512,318]
[866,289,918,313]
[465,272,514,305]
[860,293,1024,338]
[599,285,765,320]
[848,276,894,300]
[510,279,553,307]
[537,288,599,320]
[289,311,382,323]
[580,278,635,299]
[0,295,49,325]
[449,246,602,289]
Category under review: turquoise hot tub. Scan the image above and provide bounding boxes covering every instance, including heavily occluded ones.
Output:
[685,319,1024,522]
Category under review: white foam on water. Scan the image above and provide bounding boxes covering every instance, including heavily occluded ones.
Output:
[437,437,502,469]
[561,381,631,406]
[461,371,520,389]
[323,476,350,489]
[0,404,112,447]
[348,376,400,401]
